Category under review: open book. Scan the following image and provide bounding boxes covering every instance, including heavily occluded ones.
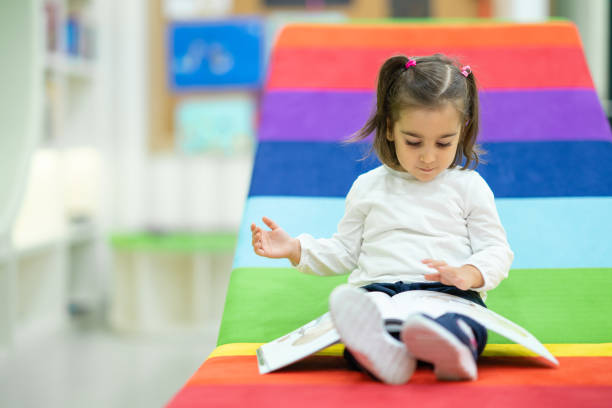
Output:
[257,290,559,374]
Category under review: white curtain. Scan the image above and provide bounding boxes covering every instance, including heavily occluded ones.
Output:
[0,0,41,347]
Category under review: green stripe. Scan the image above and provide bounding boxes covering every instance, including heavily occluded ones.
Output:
[486,268,612,344]
[217,268,347,345]
[110,232,237,253]
[217,267,612,346]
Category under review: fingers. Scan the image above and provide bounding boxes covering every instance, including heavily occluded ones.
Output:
[252,230,261,245]
[424,264,469,290]
[252,234,261,250]
[262,216,279,230]
[251,222,264,255]
[254,245,265,256]
[251,223,263,241]
[422,259,447,270]
[253,238,265,256]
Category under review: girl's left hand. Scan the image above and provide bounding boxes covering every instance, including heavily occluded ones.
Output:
[421,259,484,291]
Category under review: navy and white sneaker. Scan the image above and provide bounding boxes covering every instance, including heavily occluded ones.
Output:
[400,313,479,381]
[329,285,416,385]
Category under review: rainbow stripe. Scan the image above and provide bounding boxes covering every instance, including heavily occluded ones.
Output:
[259,90,610,143]
[167,21,612,407]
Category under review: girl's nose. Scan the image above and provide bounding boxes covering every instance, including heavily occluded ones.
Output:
[420,151,435,163]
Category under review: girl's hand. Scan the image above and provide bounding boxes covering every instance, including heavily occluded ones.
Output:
[251,216,301,264]
[421,259,484,291]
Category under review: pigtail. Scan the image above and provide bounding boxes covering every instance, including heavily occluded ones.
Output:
[344,56,408,165]
[455,70,485,169]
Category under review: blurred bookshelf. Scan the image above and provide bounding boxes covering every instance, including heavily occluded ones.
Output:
[42,0,101,146]
[1,0,109,347]
[45,52,96,79]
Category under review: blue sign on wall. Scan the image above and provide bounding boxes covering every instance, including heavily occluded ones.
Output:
[168,18,263,90]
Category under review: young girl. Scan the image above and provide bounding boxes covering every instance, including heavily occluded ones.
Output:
[250,54,513,384]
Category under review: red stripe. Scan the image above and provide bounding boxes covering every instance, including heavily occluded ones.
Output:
[185,355,612,386]
[267,47,593,90]
[168,384,612,408]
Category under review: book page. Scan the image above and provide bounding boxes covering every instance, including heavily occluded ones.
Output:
[388,291,558,365]
[257,289,558,374]
[257,313,340,374]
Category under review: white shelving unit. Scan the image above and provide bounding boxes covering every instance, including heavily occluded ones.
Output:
[0,0,109,349]
[45,53,96,78]
[110,248,234,334]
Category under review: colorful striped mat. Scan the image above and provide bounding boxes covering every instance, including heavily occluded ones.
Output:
[167,21,612,407]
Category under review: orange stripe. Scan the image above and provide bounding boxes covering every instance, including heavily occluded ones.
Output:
[275,22,581,49]
[187,355,612,386]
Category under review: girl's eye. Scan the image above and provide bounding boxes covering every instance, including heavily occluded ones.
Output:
[405,142,452,148]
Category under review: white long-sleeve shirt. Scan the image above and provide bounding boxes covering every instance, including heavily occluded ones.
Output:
[294,164,514,298]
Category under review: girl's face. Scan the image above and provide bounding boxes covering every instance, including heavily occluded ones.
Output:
[387,103,462,182]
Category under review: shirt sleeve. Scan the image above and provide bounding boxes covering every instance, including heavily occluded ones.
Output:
[292,177,366,276]
[464,173,514,292]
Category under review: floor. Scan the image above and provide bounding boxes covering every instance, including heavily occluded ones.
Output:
[0,307,219,408]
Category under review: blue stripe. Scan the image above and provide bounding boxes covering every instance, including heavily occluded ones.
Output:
[248,141,612,198]
[235,196,612,270]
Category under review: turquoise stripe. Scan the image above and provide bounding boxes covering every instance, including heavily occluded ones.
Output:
[235,196,612,270]
[235,196,342,269]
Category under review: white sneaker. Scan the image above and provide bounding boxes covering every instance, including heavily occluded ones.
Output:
[329,285,416,385]
[400,314,478,381]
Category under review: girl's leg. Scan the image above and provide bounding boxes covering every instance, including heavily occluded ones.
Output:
[435,313,488,357]
[343,318,404,372]
[400,312,486,381]
[330,285,416,384]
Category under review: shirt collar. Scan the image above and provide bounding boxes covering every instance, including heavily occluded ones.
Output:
[383,164,418,181]
[383,164,451,182]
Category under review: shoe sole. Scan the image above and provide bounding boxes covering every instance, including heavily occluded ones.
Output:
[401,314,477,381]
[329,285,415,385]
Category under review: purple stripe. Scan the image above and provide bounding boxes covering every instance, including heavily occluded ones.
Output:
[259,89,612,143]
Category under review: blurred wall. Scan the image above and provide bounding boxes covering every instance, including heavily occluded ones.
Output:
[553,0,610,112]
[109,0,611,233]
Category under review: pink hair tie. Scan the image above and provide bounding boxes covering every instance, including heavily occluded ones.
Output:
[461,65,472,77]
[405,59,416,69]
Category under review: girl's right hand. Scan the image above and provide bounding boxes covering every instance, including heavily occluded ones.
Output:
[251,216,300,263]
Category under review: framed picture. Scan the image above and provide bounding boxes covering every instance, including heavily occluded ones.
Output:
[168,18,263,90]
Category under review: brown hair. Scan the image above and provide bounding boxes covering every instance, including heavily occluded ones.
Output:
[346,54,483,170]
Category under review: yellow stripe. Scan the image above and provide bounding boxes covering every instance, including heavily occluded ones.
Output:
[207,343,344,358]
[482,343,612,357]
[209,343,612,359]
[207,343,262,358]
